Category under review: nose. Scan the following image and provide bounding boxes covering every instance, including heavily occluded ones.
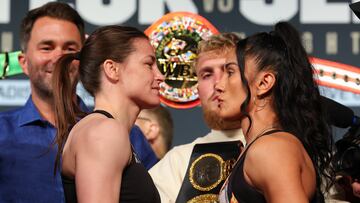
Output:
[214,75,225,93]
[214,82,224,93]
[51,49,66,63]
[154,64,165,83]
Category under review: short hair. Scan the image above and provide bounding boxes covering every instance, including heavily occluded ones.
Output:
[20,2,85,51]
[145,106,174,151]
[197,32,239,56]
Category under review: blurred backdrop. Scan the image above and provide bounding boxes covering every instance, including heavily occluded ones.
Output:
[0,0,359,146]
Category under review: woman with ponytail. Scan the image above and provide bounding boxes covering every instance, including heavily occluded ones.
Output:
[52,25,164,203]
[217,22,334,203]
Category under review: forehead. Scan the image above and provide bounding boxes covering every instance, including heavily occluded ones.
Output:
[131,38,154,55]
[196,50,236,71]
[29,16,82,44]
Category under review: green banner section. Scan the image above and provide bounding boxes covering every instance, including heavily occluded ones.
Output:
[0,51,23,78]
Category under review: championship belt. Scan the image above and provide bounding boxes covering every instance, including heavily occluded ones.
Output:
[175,141,242,203]
[145,12,219,109]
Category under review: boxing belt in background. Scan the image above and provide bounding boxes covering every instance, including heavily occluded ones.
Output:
[1,12,359,107]
[175,141,242,203]
[145,12,219,109]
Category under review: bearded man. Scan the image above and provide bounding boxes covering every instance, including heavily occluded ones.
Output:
[149,33,245,203]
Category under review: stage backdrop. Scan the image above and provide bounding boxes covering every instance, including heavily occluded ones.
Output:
[0,0,359,145]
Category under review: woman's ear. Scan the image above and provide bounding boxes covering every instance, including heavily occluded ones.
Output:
[102,59,120,82]
[255,71,276,97]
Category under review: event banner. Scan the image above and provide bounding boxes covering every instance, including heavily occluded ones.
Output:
[0,0,359,107]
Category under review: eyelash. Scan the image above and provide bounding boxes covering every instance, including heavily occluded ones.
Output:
[227,69,235,77]
[146,63,153,69]
[40,46,51,51]
[39,47,77,52]
[201,73,211,79]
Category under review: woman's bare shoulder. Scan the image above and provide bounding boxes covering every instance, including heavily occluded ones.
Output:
[248,131,304,159]
[71,116,131,158]
[244,132,313,202]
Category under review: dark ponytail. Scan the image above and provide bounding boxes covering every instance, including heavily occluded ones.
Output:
[52,25,148,175]
[235,22,334,197]
[52,52,86,175]
[273,22,334,191]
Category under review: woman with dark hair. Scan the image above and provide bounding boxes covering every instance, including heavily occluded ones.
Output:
[52,25,164,202]
[217,22,334,203]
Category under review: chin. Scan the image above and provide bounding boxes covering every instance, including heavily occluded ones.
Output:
[218,110,228,119]
[144,99,160,109]
[219,109,238,121]
[206,103,219,113]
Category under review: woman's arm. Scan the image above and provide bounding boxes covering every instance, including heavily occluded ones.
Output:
[244,132,316,203]
[74,119,131,203]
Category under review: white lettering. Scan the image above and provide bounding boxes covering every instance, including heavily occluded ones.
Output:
[29,0,54,9]
[302,32,313,54]
[301,0,349,24]
[320,86,360,107]
[350,32,360,54]
[218,0,233,13]
[240,0,297,25]
[77,0,136,25]
[0,0,10,23]
[203,0,215,13]
[139,0,197,25]
[326,32,338,55]
[1,32,13,52]
[0,80,94,106]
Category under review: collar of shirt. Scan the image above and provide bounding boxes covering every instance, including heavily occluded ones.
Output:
[17,95,89,127]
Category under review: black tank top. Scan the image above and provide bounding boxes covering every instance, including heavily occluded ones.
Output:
[225,129,320,203]
[62,110,160,203]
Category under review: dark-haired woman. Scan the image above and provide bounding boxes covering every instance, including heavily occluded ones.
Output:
[52,25,164,202]
[217,22,334,203]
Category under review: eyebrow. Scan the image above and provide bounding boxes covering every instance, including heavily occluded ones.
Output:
[224,62,238,69]
[63,41,82,47]
[137,116,152,122]
[144,55,156,62]
[197,66,214,74]
[38,40,81,47]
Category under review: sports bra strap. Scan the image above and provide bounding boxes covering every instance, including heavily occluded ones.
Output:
[243,129,285,155]
[260,129,283,137]
[91,109,114,119]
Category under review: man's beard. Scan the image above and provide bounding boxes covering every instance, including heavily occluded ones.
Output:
[203,105,241,130]
[32,77,53,99]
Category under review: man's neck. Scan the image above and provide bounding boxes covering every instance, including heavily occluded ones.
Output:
[31,92,55,126]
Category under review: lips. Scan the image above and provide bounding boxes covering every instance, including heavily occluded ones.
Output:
[152,86,160,91]
[217,97,224,107]
[211,94,223,108]
[212,94,223,102]
[212,95,219,101]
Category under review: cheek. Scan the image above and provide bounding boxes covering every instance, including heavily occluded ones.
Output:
[27,55,47,71]
[143,68,154,81]
[197,81,213,97]
[222,82,246,112]
[26,60,39,76]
